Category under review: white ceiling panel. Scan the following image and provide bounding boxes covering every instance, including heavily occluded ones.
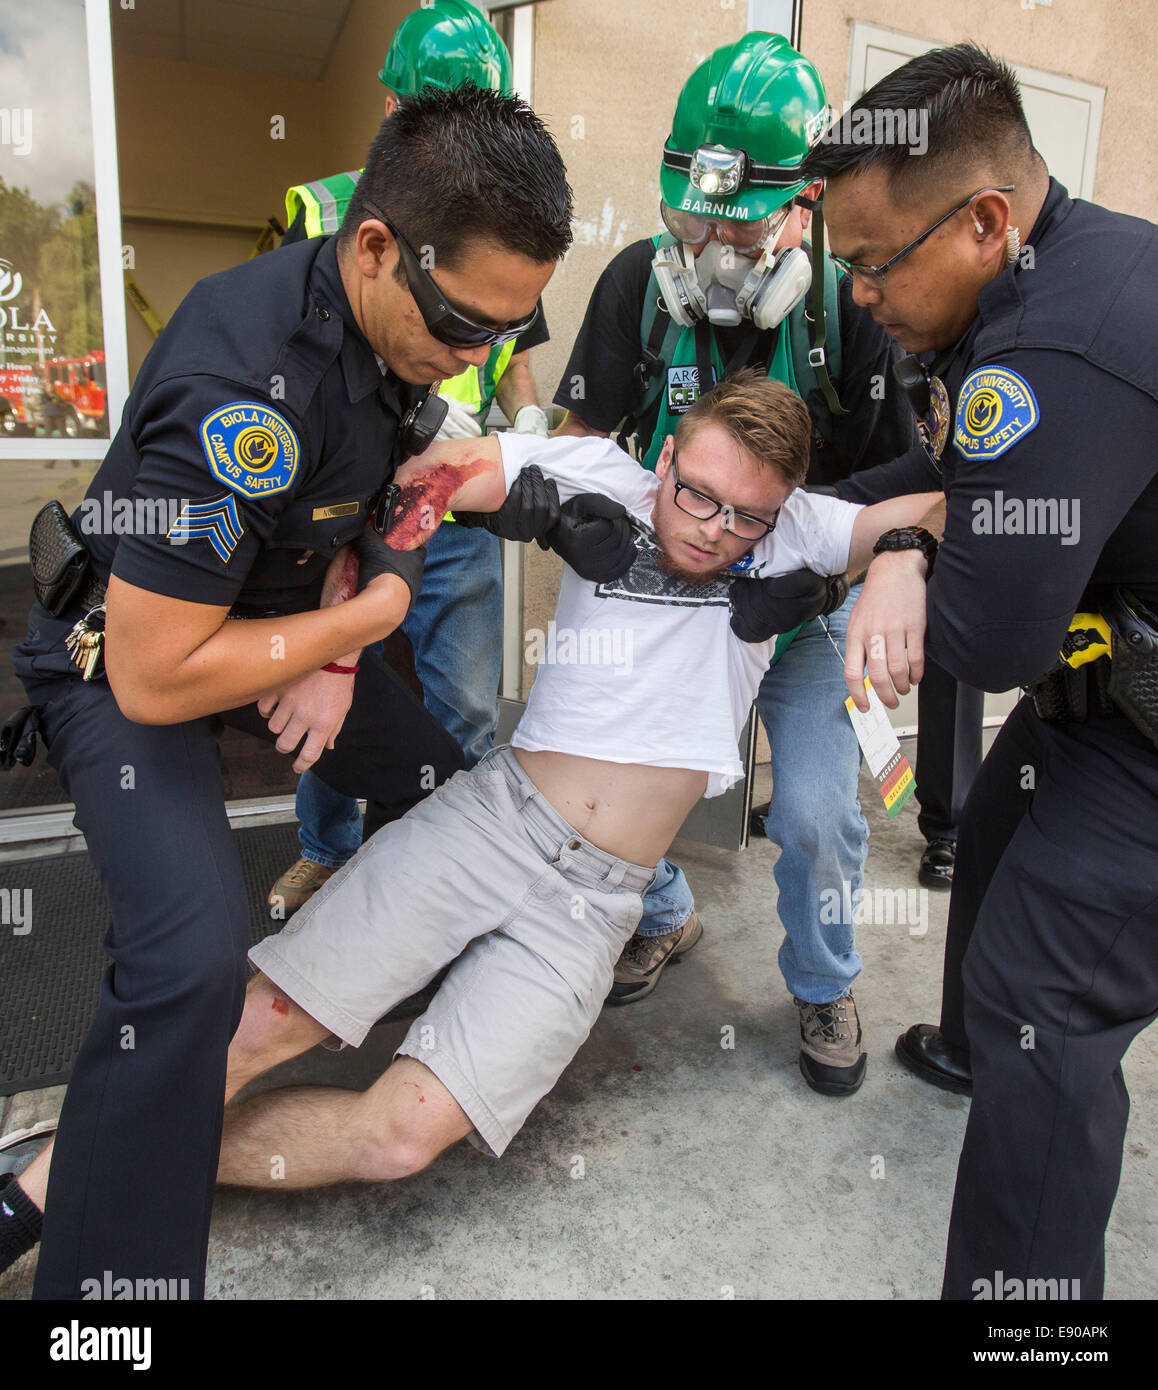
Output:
[114,30,185,62]
[112,0,354,81]
[181,36,322,81]
[185,1,339,56]
[112,0,184,37]
[241,0,354,17]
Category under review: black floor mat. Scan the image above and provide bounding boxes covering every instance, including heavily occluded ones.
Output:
[0,821,441,1097]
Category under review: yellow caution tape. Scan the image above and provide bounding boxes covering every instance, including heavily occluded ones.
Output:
[250,217,286,258]
[123,273,165,338]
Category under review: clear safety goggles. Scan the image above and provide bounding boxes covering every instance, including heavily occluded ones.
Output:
[660,198,794,257]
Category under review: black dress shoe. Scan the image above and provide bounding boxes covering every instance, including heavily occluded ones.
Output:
[919,837,956,890]
[895,1024,972,1094]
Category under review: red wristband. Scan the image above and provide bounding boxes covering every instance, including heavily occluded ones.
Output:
[322,662,360,675]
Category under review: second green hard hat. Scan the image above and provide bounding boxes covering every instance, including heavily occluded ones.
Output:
[378,0,513,96]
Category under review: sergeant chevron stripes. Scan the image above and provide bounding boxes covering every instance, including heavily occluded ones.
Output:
[166,493,244,564]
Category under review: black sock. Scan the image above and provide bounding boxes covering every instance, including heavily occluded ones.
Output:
[0,1179,43,1271]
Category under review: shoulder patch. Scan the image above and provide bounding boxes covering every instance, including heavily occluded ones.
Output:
[954,367,1039,460]
[200,402,299,499]
[167,493,245,565]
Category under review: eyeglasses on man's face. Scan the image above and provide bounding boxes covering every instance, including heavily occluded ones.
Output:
[361,199,540,349]
[669,451,779,541]
[828,185,1016,288]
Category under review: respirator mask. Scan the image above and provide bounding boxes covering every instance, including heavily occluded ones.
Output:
[653,196,812,332]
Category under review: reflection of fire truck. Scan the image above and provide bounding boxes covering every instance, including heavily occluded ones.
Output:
[0,351,108,437]
[0,366,36,434]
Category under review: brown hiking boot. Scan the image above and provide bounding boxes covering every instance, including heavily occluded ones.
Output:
[268,858,337,919]
[607,913,703,1005]
[795,992,867,1097]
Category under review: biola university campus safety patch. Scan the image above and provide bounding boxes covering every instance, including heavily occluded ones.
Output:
[953,366,1039,460]
[199,402,299,498]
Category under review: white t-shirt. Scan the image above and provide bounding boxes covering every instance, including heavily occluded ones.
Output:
[497,434,863,798]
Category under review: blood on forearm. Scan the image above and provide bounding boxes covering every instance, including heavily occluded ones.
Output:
[320,542,363,667]
[384,457,489,550]
[322,544,358,606]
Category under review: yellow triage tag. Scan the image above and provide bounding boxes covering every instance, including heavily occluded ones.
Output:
[844,678,916,820]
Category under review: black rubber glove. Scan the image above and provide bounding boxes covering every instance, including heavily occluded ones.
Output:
[822,571,851,615]
[0,705,42,771]
[542,493,637,584]
[729,568,848,643]
[354,528,426,604]
[454,464,560,542]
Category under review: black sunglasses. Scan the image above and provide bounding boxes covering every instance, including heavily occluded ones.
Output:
[828,185,1016,287]
[670,453,779,542]
[360,199,539,349]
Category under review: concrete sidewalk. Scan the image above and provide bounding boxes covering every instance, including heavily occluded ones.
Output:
[3,762,1155,1300]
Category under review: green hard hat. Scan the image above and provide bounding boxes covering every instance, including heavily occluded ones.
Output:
[660,32,828,222]
[378,1,513,96]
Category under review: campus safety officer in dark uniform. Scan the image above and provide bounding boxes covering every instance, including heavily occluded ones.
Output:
[0,86,577,1299]
[806,43,1158,1298]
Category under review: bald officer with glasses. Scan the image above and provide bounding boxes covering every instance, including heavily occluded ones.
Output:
[4,87,622,1302]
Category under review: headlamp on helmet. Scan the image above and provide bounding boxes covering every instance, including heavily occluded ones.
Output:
[689,145,748,198]
[660,33,827,223]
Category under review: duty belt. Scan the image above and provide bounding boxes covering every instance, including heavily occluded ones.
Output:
[68,572,107,615]
[1027,590,1158,749]
[28,500,109,681]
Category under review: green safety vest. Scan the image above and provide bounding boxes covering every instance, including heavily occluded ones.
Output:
[284,169,515,418]
[285,170,362,238]
[634,233,844,661]
[438,338,517,418]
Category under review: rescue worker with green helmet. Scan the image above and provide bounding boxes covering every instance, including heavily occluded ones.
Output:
[555,33,918,1093]
[285,0,514,241]
[273,1,552,914]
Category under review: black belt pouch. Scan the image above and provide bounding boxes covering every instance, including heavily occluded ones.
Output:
[29,500,91,617]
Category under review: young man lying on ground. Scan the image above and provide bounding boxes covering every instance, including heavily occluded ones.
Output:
[12,371,939,1213]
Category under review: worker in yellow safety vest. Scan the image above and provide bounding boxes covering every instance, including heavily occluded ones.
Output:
[272,0,551,915]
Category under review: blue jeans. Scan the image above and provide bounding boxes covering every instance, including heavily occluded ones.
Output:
[296,520,504,867]
[636,856,696,934]
[637,584,868,1004]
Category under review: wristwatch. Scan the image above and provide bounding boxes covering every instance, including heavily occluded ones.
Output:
[872,525,938,574]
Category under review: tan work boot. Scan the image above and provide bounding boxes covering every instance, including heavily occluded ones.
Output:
[794,991,867,1096]
[268,858,337,919]
[607,912,703,1005]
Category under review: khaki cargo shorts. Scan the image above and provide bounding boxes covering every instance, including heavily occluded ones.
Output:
[250,746,654,1155]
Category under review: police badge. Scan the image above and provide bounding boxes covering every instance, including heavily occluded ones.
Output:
[922,374,950,461]
[893,355,949,464]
